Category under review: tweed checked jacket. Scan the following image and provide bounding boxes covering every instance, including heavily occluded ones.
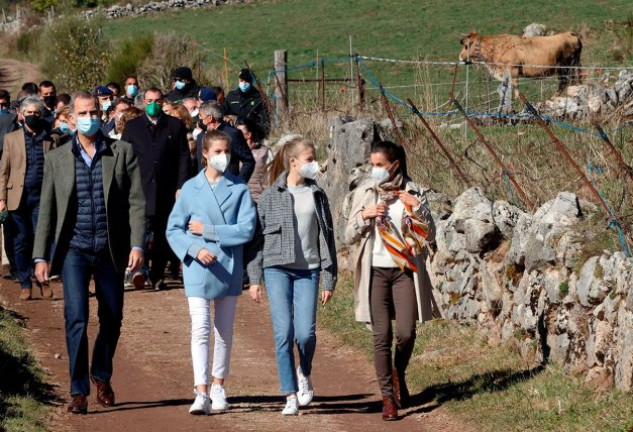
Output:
[247,171,337,291]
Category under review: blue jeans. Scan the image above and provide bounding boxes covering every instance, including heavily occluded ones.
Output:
[264,266,319,395]
[10,197,39,288]
[61,248,124,396]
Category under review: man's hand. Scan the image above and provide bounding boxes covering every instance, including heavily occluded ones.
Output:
[176,189,181,199]
[249,284,262,303]
[128,249,144,273]
[0,200,6,212]
[189,220,204,235]
[35,261,49,285]
[196,249,216,265]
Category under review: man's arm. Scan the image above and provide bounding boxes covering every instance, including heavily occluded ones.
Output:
[0,134,12,207]
[33,154,56,263]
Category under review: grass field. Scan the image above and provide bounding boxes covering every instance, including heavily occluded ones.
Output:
[0,308,54,432]
[319,274,633,432]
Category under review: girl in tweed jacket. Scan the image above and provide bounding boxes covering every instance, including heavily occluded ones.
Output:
[247,136,337,415]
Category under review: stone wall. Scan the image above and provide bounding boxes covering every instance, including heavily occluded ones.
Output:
[82,0,251,19]
[326,115,633,392]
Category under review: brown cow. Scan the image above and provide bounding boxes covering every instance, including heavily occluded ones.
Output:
[458,31,582,95]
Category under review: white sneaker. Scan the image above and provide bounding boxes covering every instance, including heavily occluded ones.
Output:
[189,389,210,415]
[210,384,230,410]
[282,394,299,415]
[296,366,313,406]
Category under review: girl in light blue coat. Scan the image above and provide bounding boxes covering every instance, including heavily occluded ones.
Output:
[167,129,256,416]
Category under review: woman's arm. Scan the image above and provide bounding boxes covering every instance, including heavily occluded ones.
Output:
[344,187,374,245]
[166,187,204,261]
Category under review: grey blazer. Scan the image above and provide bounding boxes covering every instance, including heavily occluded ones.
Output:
[247,172,337,291]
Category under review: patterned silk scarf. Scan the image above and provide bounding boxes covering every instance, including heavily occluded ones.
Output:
[376,176,431,272]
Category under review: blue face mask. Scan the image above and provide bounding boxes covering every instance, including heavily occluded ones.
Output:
[126,84,138,97]
[0,108,8,115]
[239,82,251,92]
[58,122,69,133]
[101,100,112,112]
[76,117,100,137]
[175,80,186,90]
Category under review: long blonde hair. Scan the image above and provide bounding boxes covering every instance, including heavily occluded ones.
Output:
[268,136,315,184]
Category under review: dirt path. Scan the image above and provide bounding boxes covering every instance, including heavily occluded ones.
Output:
[0,59,41,93]
[1,278,467,432]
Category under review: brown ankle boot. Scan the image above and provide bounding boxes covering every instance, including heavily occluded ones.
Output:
[381,395,398,421]
[392,368,401,408]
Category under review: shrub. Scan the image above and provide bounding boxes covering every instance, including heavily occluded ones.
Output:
[105,33,154,85]
[41,17,111,92]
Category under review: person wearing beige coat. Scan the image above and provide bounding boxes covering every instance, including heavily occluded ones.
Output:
[344,141,438,421]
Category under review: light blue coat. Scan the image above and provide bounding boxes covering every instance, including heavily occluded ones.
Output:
[166,170,256,299]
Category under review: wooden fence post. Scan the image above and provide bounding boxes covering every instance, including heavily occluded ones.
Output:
[274,50,288,120]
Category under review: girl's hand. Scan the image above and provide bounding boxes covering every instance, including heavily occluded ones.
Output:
[321,290,334,306]
[395,190,420,207]
[189,220,204,235]
[196,249,216,265]
[249,285,262,303]
[361,203,387,220]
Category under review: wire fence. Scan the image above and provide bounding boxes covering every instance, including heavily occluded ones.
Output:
[259,52,633,256]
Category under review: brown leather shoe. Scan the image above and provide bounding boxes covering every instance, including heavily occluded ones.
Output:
[92,377,115,406]
[393,368,410,408]
[381,395,398,421]
[19,288,32,301]
[40,283,53,299]
[67,394,88,414]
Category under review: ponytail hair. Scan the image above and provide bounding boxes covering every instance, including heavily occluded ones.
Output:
[370,140,409,179]
[268,135,315,184]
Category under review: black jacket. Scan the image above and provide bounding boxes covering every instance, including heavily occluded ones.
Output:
[121,114,190,217]
[0,112,18,155]
[196,121,255,182]
[166,80,201,103]
[223,87,270,136]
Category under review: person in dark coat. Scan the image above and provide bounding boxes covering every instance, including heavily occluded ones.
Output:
[195,101,254,182]
[223,68,270,137]
[121,87,190,290]
[166,66,200,103]
[0,89,18,280]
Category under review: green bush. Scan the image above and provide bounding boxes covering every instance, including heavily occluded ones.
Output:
[105,33,154,85]
[41,17,111,92]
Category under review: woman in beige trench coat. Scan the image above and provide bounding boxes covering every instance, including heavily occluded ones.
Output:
[344,141,438,421]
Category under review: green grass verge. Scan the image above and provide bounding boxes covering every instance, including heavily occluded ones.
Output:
[318,274,633,431]
[0,307,55,432]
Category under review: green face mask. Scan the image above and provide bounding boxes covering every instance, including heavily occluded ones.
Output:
[145,101,162,117]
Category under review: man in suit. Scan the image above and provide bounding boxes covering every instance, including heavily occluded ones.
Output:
[121,87,190,290]
[0,89,18,280]
[0,96,57,300]
[196,101,255,182]
[33,91,145,414]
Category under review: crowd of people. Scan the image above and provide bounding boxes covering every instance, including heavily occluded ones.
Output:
[0,64,437,421]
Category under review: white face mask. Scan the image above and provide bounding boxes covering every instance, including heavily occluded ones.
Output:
[298,160,320,180]
[191,109,199,118]
[370,166,391,184]
[208,153,230,173]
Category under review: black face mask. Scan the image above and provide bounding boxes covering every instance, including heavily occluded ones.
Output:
[24,115,43,132]
[43,95,57,108]
[198,118,207,132]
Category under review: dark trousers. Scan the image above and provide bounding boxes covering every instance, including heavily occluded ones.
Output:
[11,196,39,288]
[61,248,124,396]
[147,214,169,283]
[370,267,417,397]
[3,213,17,277]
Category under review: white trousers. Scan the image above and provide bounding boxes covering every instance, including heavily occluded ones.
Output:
[188,295,238,386]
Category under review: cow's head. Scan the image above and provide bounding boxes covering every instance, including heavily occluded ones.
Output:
[459,33,479,63]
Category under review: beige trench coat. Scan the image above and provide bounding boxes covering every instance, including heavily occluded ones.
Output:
[344,179,439,323]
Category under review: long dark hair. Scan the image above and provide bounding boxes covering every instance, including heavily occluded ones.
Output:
[370,140,409,179]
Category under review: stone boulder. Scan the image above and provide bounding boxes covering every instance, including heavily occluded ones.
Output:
[522,23,547,37]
